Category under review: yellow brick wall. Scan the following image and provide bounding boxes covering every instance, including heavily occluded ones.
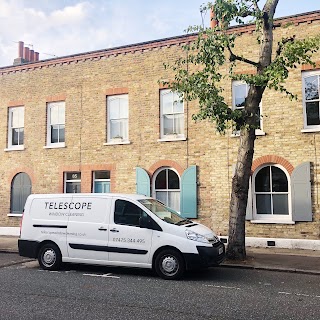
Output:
[0,17,319,241]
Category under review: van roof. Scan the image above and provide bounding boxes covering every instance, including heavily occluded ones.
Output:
[27,193,150,200]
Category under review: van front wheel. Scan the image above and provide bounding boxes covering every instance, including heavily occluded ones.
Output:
[38,243,62,271]
[155,249,185,280]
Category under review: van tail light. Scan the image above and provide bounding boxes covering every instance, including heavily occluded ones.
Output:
[19,210,24,236]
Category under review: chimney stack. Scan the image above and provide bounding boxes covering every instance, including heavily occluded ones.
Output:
[13,41,40,65]
[210,7,218,28]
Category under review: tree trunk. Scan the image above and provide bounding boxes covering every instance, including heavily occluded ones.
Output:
[227,127,255,260]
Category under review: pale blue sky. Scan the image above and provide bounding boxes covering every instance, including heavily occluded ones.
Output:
[0,0,319,67]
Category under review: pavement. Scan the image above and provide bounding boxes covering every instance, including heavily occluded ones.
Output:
[0,235,319,275]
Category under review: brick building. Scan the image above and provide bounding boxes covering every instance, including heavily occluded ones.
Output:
[0,10,320,249]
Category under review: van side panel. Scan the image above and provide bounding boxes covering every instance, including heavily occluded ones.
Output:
[66,196,111,262]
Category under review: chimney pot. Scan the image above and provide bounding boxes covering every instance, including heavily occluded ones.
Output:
[30,50,34,62]
[23,47,30,61]
[18,41,24,58]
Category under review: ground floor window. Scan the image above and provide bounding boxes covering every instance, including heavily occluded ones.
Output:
[253,164,290,220]
[93,171,110,193]
[65,172,81,193]
[153,167,180,212]
[10,172,31,214]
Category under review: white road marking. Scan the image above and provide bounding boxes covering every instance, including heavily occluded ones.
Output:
[83,273,120,279]
[279,292,320,299]
[205,285,240,290]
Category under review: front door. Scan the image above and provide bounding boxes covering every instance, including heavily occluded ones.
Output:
[67,196,110,262]
[107,199,153,267]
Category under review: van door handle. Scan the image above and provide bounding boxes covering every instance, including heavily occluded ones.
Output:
[110,228,119,233]
[98,227,107,231]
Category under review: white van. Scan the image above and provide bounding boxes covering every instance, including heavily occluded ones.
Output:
[19,193,225,280]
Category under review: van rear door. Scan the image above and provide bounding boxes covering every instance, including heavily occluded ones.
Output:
[107,198,153,267]
[67,196,110,262]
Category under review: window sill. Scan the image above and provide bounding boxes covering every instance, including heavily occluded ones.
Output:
[301,128,320,133]
[250,219,295,224]
[7,213,23,217]
[44,143,66,149]
[158,136,186,142]
[4,146,25,152]
[104,141,131,146]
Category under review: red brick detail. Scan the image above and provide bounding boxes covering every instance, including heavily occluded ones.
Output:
[59,164,116,193]
[301,61,320,71]
[149,160,185,176]
[252,155,294,175]
[8,100,24,107]
[105,88,128,96]
[7,168,36,185]
[46,94,67,102]
[159,82,172,89]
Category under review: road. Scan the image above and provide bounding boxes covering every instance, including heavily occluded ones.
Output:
[0,253,319,320]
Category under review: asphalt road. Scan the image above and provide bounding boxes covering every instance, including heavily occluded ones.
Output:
[0,253,319,320]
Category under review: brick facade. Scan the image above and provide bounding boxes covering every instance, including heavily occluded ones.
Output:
[0,11,320,242]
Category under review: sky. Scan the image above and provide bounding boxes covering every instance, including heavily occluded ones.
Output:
[0,0,319,67]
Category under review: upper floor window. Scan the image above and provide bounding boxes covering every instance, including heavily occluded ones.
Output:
[64,172,81,193]
[232,81,263,135]
[47,101,65,147]
[107,94,129,143]
[160,89,184,139]
[253,165,291,222]
[8,106,24,150]
[302,71,320,130]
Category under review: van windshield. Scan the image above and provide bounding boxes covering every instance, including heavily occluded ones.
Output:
[138,199,192,225]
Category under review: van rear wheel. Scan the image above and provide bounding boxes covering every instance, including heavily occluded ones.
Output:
[38,243,62,271]
[155,249,185,280]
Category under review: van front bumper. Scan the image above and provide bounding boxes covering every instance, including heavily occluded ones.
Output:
[183,242,225,270]
[18,239,39,259]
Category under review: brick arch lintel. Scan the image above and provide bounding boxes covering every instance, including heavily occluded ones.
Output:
[149,160,185,177]
[251,155,294,175]
[8,167,36,185]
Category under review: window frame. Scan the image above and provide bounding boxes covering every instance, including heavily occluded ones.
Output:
[92,171,111,193]
[64,172,81,193]
[302,70,320,131]
[152,167,181,213]
[106,94,129,144]
[8,106,25,150]
[9,172,31,216]
[252,164,292,223]
[159,89,185,140]
[232,80,264,136]
[46,101,65,148]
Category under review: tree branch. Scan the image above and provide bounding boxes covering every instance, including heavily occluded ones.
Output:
[227,44,259,67]
[275,36,296,57]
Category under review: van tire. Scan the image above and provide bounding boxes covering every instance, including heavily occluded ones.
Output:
[38,243,62,271]
[154,249,185,280]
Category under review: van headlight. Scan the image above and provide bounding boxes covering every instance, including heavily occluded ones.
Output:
[185,230,209,243]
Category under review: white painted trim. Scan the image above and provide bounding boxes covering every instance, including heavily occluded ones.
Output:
[218,236,320,251]
[0,227,20,236]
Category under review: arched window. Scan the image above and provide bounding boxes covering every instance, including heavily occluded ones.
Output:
[153,168,180,212]
[10,173,32,214]
[253,165,290,219]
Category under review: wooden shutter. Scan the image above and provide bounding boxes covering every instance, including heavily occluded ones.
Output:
[136,167,150,196]
[180,165,197,218]
[291,162,312,222]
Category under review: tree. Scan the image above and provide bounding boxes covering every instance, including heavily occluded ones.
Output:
[163,0,320,260]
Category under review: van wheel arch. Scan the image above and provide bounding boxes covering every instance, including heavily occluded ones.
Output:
[153,246,185,280]
[37,241,62,271]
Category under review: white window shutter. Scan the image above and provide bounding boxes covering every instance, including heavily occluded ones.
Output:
[291,162,312,222]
